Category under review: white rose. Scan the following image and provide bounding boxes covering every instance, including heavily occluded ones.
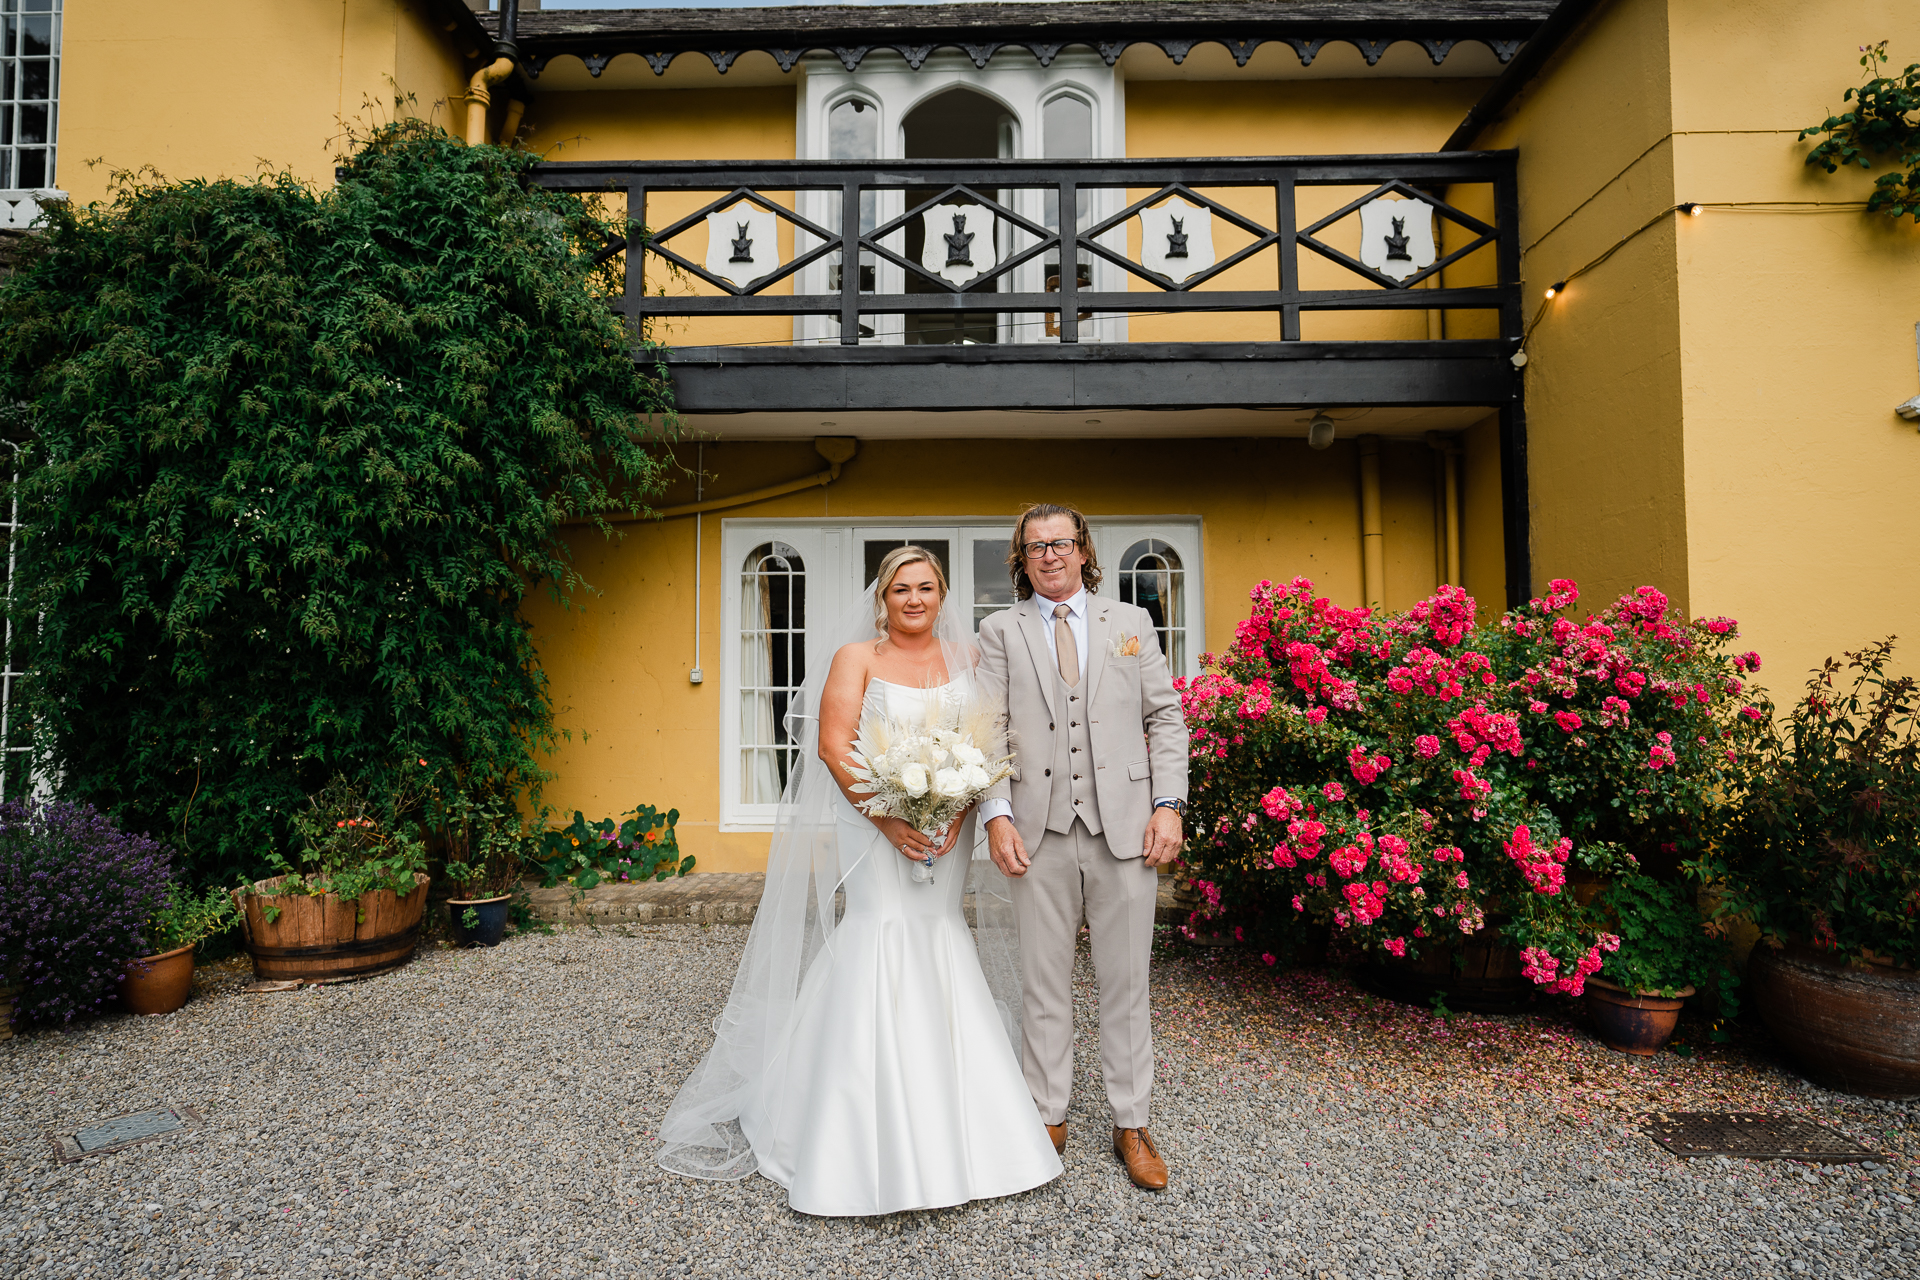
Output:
[961,763,991,791]
[929,745,950,766]
[900,763,930,797]
[932,768,968,799]
[951,742,986,767]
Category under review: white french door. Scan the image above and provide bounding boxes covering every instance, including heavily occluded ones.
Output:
[719,517,1199,829]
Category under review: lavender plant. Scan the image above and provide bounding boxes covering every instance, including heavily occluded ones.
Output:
[0,801,172,1028]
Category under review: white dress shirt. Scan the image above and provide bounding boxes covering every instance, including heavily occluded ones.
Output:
[979,589,1172,829]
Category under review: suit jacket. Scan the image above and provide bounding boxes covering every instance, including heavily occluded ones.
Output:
[977,594,1189,861]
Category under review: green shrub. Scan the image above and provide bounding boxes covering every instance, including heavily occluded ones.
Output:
[0,119,673,886]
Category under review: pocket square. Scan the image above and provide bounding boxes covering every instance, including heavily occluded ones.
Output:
[1111,633,1142,658]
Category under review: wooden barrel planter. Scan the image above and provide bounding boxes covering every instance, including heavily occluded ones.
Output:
[237,873,429,983]
[1361,921,1534,1014]
[1749,942,1920,1099]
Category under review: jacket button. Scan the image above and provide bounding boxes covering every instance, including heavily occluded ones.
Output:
[1072,774,1081,780]
[1049,722,1055,731]
[1071,721,1079,728]
[1044,769,1051,777]
[1071,747,1081,753]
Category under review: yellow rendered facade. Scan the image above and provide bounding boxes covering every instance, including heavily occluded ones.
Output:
[527,433,1483,872]
[58,0,472,204]
[51,3,1920,872]
[1468,0,1920,695]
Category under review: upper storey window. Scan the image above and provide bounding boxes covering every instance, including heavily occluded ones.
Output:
[1,0,59,189]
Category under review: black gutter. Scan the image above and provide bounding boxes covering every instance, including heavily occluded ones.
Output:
[1440,0,1608,151]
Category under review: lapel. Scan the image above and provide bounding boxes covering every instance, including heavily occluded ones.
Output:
[1017,598,1060,722]
[1085,597,1113,703]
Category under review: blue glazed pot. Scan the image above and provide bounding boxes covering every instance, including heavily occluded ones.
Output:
[448,896,511,947]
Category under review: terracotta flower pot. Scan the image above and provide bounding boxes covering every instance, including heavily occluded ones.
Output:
[120,943,196,1016]
[1584,975,1692,1056]
[1749,942,1920,1099]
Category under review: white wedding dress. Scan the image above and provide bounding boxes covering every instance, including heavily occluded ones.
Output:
[738,677,1063,1217]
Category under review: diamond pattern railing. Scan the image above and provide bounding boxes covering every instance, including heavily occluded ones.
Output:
[533,152,1520,347]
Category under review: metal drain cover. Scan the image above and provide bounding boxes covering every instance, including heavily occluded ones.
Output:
[52,1105,202,1162]
[1640,1111,1882,1163]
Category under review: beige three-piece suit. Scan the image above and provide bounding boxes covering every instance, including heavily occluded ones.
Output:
[976,591,1189,1131]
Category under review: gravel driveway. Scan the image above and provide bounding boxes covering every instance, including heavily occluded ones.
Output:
[2,923,1915,1280]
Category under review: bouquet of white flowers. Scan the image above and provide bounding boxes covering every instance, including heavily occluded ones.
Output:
[845,687,1016,882]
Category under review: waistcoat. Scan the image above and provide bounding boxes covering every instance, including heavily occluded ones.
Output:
[1045,661,1103,837]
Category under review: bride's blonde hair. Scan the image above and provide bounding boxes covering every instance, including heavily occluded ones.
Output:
[872,545,949,639]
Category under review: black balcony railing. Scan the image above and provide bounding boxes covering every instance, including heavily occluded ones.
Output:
[532,151,1520,349]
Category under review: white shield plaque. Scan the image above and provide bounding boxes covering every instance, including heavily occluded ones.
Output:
[919,203,996,287]
[1358,196,1436,283]
[1139,196,1216,283]
[704,201,779,287]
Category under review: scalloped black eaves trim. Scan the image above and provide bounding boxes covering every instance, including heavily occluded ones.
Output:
[492,1,1553,81]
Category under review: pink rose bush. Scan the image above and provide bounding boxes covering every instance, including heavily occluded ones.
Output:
[1176,577,1765,996]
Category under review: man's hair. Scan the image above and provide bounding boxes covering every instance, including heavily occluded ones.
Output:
[1005,502,1102,601]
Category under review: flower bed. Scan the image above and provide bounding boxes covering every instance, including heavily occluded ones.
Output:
[1179,578,1763,996]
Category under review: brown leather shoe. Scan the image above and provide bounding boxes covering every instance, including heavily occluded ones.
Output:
[1113,1126,1168,1191]
[1045,1122,1067,1156]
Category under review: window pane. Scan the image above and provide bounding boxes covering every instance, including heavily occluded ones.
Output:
[863,539,948,589]
[828,97,877,160]
[18,100,42,142]
[20,57,44,99]
[16,144,42,186]
[1043,95,1092,234]
[972,537,1015,633]
[1118,539,1185,674]
[21,14,49,58]
[740,542,806,804]
[826,97,877,319]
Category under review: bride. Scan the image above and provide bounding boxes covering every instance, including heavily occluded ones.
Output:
[657,545,1063,1216]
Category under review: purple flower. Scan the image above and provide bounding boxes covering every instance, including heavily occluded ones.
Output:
[0,801,173,1029]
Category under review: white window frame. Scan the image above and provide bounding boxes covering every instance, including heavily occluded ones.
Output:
[792,50,1128,347]
[719,515,1200,831]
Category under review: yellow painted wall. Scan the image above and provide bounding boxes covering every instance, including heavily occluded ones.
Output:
[1467,0,1920,698]
[1662,0,1920,695]
[59,0,473,204]
[520,88,800,350]
[1459,412,1509,619]
[527,436,1453,872]
[1124,79,1495,344]
[1470,0,1688,620]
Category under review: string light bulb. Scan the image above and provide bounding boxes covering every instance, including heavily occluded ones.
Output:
[1681,202,1704,216]
[1544,281,1566,299]
[1307,413,1337,450]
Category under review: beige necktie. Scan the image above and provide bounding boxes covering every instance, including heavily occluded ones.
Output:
[1053,603,1079,688]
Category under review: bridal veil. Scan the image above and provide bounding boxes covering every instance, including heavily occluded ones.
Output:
[656,578,1026,1180]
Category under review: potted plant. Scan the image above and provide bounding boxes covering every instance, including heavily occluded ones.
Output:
[442,794,529,948]
[236,772,431,983]
[1582,873,1730,1055]
[121,882,240,1016]
[1696,639,1920,1097]
[0,801,171,1031]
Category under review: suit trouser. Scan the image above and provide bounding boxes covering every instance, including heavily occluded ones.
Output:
[1011,819,1158,1131]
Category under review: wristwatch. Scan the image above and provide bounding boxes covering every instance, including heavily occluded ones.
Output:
[1153,798,1188,823]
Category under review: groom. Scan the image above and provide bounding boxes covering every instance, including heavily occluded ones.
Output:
[976,502,1189,1192]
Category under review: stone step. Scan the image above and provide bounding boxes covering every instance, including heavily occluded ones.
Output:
[521,872,1199,927]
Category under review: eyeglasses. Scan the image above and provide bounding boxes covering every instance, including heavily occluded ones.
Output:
[1021,538,1080,559]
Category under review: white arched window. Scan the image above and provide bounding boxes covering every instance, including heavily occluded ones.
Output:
[1116,538,1187,675]
[827,96,878,311]
[738,541,806,804]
